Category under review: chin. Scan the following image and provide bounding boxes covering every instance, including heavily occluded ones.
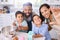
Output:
[37,23,40,24]
[45,17,49,18]
[26,15,30,17]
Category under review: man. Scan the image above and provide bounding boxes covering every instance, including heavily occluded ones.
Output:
[23,2,35,32]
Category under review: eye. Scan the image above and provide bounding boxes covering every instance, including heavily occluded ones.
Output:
[45,10,47,12]
[18,16,20,18]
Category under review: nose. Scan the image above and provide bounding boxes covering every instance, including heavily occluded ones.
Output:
[26,10,29,14]
[19,17,22,19]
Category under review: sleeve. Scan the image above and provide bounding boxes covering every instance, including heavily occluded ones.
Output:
[32,22,36,34]
[40,24,48,36]
[22,20,28,27]
[32,22,35,31]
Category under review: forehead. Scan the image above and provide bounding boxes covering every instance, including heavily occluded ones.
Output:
[41,6,49,11]
[17,14,23,16]
[33,16,40,19]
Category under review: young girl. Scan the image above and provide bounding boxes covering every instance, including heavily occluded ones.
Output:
[12,11,28,32]
[32,15,51,40]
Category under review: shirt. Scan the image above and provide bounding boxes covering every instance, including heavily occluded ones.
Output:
[15,20,28,32]
[32,23,51,40]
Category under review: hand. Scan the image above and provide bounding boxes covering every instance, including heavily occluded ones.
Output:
[50,7,60,25]
[13,22,16,26]
[13,36,18,40]
[9,31,14,35]
[17,26,22,30]
[33,34,43,38]
[49,22,56,25]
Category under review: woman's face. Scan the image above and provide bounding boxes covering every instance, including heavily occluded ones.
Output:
[40,6,51,18]
[33,16,41,25]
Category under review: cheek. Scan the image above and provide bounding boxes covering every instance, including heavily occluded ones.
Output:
[34,20,37,23]
[24,10,27,13]
[16,18,19,21]
[47,13,50,16]
[24,11,27,13]
[42,12,50,18]
[42,13,46,17]
[29,10,32,13]
[21,18,23,20]
[39,19,41,23]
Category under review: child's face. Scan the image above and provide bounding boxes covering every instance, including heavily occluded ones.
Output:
[33,16,41,25]
[16,14,23,22]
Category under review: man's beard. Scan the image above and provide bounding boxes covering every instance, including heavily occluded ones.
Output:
[24,13,32,18]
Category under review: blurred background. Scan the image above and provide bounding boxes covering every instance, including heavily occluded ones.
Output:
[0,0,60,40]
[0,0,60,14]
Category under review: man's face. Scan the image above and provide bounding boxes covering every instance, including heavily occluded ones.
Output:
[23,6,32,16]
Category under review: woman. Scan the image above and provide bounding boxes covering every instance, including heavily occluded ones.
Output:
[39,4,57,31]
[39,3,60,40]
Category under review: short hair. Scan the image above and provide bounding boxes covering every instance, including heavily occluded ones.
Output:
[23,2,32,7]
[15,11,24,17]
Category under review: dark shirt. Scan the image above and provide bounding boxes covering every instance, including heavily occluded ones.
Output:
[24,13,32,32]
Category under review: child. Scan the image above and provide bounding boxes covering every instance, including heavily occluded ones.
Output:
[32,15,51,40]
[12,11,28,33]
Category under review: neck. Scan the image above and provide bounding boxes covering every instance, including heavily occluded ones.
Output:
[36,24,41,27]
[17,21,22,24]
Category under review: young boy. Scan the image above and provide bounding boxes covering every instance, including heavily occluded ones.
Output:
[12,11,28,32]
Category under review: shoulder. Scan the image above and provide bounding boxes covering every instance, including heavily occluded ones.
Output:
[22,20,27,25]
[22,20,27,23]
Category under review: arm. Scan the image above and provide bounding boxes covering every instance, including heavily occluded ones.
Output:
[49,21,60,26]
[16,26,28,31]
[16,20,28,31]
[49,21,57,25]
[51,7,60,25]
[21,26,28,30]
[33,34,43,38]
